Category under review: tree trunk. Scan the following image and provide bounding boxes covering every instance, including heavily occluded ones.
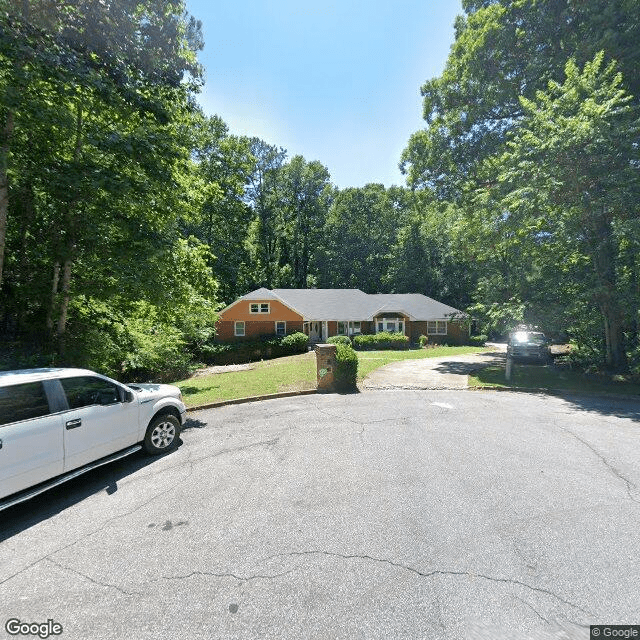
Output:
[46,262,61,332]
[0,111,15,291]
[55,256,73,355]
[601,301,627,371]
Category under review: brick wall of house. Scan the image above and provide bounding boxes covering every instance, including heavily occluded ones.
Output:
[217,298,304,342]
[409,320,468,345]
[216,320,304,342]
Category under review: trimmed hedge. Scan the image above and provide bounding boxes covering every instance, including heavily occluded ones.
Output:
[468,334,488,346]
[280,332,309,352]
[352,331,409,351]
[199,332,309,365]
[327,335,352,346]
[334,343,358,391]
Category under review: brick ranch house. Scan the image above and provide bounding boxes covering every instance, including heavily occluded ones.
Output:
[216,288,469,345]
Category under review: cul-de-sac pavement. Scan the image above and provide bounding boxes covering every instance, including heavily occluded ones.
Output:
[1,388,639,640]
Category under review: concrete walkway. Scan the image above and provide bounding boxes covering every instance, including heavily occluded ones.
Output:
[361,346,506,390]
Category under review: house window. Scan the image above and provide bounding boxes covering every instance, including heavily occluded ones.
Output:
[337,321,347,335]
[427,320,447,335]
[250,303,270,314]
[348,321,361,335]
[376,318,405,334]
[275,321,286,336]
[234,321,245,336]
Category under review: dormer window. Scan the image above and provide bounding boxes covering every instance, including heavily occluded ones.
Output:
[250,303,270,314]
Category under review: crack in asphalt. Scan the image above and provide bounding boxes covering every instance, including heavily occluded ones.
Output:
[311,403,403,428]
[559,426,640,505]
[188,437,281,466]
[1,435,293,591]
[262,550,594,618]
[0,458,195,589]
[511,595,550,624]
[156,569,294,584]
[45,558,141,596]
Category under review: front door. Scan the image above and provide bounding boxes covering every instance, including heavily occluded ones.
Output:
[309,321,321,343]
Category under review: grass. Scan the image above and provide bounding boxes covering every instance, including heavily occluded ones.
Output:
[175,345,493,407]
[175,352,317,407]
[469,362,640,397]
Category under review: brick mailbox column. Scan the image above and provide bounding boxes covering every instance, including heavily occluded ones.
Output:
[315,343,337,392]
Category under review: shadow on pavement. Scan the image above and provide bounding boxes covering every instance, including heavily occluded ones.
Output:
[551,392,640,422]
[431,351,506,376]
[0,432,198,541]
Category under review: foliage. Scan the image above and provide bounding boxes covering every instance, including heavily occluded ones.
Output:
[402,2,640,372]
[353,332,410,351]
[419,335,428,348]
[327,335,352,346]
[280,331,309,353]
[468,334,488,347]
[199,332,308,366]
[334,343,358,391]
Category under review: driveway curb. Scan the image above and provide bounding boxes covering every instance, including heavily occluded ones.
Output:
[186,388,318,412]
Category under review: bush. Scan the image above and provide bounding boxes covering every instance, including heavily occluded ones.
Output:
[327,335,352,346]
[468,334,487,347]
[353,332,409,351]
[419,334,428,348]
[280,332,309,354]
[200,332,308,365]
[334,343,358,391]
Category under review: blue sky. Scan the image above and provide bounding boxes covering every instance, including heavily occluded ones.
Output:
[184,1,462,189]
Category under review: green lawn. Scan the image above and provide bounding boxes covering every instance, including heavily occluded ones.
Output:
[469,363,640,397]
[176,346,492,407]
[175,352,317,407]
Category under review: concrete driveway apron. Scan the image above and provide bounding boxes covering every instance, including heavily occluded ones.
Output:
[361,348,506,390]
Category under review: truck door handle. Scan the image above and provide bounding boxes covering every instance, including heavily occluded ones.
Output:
[66,419,82,430]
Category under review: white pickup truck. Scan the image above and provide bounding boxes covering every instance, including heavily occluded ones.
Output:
[0,368,187,511]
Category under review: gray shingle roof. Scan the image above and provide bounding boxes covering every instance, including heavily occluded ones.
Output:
[250,289,466,321]
[240,287,281,301]
[369,293,465,321]
[271,289,373,321]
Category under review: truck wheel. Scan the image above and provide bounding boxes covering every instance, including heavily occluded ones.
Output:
[143,414,180,455]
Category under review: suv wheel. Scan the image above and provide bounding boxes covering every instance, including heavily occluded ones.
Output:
[143,414,180,455]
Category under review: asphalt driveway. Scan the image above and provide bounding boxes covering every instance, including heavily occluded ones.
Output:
[1,390,639,639]
[361,346,506,390]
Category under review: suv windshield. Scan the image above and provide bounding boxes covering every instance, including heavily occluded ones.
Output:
[512,331,547,345]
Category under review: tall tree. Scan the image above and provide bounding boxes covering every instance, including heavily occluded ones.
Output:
[490,53,640,369]
[401,0,640,198]
[0,0,203,292]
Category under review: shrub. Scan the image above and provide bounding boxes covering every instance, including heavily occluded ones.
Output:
[419,334,428,348]
[200,332,308,365]
[468,334,487,347]
[280,332,309,354]
[334,343,358,391]
[327,335,352,346]
[352,332,409,351]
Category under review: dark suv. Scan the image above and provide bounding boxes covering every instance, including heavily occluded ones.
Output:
[507,331,551,363]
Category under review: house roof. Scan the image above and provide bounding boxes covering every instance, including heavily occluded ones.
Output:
[259,289,466,321]
[241,287,281,300]
[270,288,372,321]
[369,293,464,321]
